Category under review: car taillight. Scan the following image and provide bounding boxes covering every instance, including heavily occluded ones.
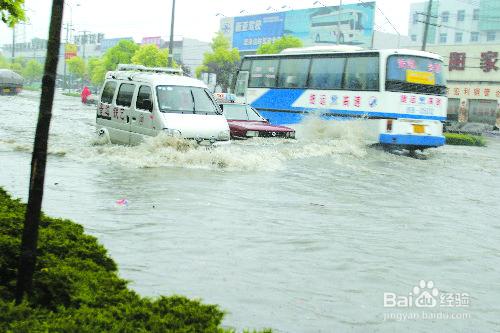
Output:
[386,119,393,132]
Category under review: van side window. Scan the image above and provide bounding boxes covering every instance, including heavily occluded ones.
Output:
[101,81,117,104]
[116,83,135,107]
[136,85,152,111]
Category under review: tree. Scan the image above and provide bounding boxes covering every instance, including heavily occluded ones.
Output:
[0,0,26,26]
[8,57,26,73]
[87,40,139,86]
[22,60,43,83]
[86,56,105,86]
[0,54,9,68]
[131,44,176,68]
[102,39,139,71]
[196,32,240,92]
[66,56,86,80]
[256,35,303,54]
[15,0,64,304]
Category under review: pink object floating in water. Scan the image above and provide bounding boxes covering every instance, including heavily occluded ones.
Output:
[116,199,129,206]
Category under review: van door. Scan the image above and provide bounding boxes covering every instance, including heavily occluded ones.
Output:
[234,71,249,103]
[97,80,117,136]
[130,85,156,144]
[114,82,136,144]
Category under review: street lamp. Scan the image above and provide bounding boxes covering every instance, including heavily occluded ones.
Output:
[313,1,326,7]
[167,0,176,68]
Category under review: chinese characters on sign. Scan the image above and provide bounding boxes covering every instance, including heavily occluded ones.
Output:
[243,36,280,46]
[449,86,500,98]
[235,20,262,32]
[304,93,378,110]
[449,52,466,71]
[480,51,498,73]
[449,51,499,72]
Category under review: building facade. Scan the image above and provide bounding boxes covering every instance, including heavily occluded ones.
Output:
[408,1,500,126]
[408,0,500,46]
[162,38,211,75]
[422,44,500,126]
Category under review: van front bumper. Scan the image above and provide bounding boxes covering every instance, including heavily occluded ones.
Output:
[379,134,445,148]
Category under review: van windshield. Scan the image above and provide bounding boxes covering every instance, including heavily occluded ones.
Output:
[156,86,220,114]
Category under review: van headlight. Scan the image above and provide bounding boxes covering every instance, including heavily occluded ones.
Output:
[246,130,259,137]
[218,130,230,141]
[163,128,182,137]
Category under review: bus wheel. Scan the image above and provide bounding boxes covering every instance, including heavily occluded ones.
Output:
[315,34,320,42]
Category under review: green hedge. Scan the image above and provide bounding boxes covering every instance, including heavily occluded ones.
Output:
[62,92,81,97]
[444,133,486,147]
[0,188,270,332]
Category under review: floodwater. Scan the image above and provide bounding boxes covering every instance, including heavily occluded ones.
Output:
[1,91,499,332]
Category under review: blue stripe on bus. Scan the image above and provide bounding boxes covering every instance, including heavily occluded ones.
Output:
[250,89,446,124]
[379,134,446,147]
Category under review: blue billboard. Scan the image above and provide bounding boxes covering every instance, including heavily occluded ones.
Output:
[232,13,286,51]
[221,2,375,51]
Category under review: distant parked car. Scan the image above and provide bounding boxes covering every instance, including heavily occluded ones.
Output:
[0,69,23,95]
[218,102,295,139]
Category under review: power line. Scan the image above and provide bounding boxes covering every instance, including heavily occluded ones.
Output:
[416,20,479,33]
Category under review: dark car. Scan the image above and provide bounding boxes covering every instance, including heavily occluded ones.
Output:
[219,102,295,139]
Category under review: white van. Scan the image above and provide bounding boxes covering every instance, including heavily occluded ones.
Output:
[96,64,230,145]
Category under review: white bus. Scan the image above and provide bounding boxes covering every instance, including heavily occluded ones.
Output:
[310,10,364,44]
[233,47,447,150]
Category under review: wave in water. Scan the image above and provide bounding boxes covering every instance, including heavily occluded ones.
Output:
[82,117,371,171]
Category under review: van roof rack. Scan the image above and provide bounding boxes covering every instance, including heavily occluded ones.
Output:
[116,64,183,75]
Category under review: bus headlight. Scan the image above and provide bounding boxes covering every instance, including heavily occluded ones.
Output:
[218,130,230,141]
[163,128,182,137]
[246,130,259,137]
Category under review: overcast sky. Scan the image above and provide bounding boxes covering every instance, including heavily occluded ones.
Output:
[0,0,414,46]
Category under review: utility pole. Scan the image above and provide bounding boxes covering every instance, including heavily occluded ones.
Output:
[337,0,343,45]
[63,23,72,91]
[11,26,15,62]
[421,0,433,51]
[167,0,176,67]
[79,30,91,59]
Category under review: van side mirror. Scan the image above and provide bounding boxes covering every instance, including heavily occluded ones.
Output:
[142,99,153,112]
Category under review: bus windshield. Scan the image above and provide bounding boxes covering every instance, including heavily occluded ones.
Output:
[386,55,445,86]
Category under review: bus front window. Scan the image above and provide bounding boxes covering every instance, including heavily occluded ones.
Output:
[386,55,446,95]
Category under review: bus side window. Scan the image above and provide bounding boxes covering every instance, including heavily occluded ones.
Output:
[344,56,379,91]
[309,57,346,90]
[101,81,117,104]
[277,57,310,88]
[249,59,278,88]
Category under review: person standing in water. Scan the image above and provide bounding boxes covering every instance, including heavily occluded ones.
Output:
[81,86,91,104]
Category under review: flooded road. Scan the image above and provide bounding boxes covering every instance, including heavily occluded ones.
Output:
[1,91,499,332]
